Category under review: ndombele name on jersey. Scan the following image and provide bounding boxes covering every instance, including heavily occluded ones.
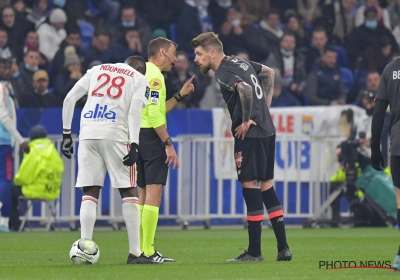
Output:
[83,104,116,122]
[99,64,134,77]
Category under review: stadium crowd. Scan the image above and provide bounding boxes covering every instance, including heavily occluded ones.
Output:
[0,0,397,109]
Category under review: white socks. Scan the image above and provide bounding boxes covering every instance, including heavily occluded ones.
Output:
[80,196,98,240]
[122,197,141,256]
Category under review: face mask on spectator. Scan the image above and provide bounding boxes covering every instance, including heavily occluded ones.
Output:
[215,84,220,90]
[12,70,19,78]
[53,0,66,8]
[365,20,377,29]
[232,19,241,26]
[122,21,135,27]
[280,48,294,56]
[218,2,232,8]
[25,64,38,71]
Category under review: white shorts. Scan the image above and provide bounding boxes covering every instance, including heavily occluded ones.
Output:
[75,139,136,189]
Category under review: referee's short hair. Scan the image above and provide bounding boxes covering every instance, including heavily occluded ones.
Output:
[191,32,223,53]
[148,37,177,58]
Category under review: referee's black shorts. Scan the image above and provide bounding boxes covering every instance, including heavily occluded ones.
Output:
[390,155,400,187]
[234,134,275,182]
[136,128,168,188]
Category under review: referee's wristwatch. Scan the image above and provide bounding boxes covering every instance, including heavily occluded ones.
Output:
[162,137,173,147]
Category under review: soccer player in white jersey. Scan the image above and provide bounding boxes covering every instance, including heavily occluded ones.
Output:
[61,56,158,264]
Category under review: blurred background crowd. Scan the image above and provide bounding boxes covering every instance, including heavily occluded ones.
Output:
[0,0,397,110]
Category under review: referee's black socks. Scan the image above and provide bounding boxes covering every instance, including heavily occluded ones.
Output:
[262,187,289,251]
[242,188,264,257]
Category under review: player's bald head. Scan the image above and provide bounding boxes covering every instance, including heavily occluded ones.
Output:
[191,32,223,53]
[124,55,146,75]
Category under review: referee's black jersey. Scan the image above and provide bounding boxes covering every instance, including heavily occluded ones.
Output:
[376,57,400,155]
[214,55,275,138]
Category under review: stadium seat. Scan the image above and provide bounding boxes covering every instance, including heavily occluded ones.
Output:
[340,67,354,93]
[302,90,309,106]
[86,0,106,16]
[169,24,178,43]
[78,21,95,46]
[18,196,60,232]
[331,44,348,68]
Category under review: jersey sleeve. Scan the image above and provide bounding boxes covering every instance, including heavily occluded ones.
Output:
[376,71,388,101]
[132,75,149,108]
[215,67,243,92]
[248,60,262,75]
[146,76,165,128]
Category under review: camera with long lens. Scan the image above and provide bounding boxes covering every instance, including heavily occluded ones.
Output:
[338,132,366,185]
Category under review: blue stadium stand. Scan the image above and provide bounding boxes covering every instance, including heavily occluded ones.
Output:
[340,67,354,94]
[331,44,348,68]
[78,21,95,46]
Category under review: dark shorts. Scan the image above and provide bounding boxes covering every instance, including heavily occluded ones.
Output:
[390,155,400,187]
[234,134,275,182]
[136,128,168,188]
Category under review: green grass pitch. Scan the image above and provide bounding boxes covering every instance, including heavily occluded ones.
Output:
[0,227,399,279]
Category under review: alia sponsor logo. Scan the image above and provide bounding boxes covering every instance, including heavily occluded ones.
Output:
[83,104,116,122]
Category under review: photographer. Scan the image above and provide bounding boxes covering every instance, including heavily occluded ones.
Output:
[329,90,377,227]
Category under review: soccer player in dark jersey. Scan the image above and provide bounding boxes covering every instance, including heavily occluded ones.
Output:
[191,32,291,262]
[371,57,400,271]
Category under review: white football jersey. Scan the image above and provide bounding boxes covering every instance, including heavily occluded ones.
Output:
[77,63,149,142]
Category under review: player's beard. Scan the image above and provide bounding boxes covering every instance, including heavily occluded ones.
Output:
[200,64,210,75]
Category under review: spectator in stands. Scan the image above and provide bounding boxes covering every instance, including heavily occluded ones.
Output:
[0,28,15,59]
[306,47,345,106]
[386,0,400,29]
[51,26,83,76]
[218,5,254,56]
[314,0,356,46]
[304,27,329,73]
[166,51,201,108]
[54,47,84,107]
[112,27,145,62]
[347,7,398,68]
[23,30,39,54]
[283,12,308,50]
[356,36,394,74]
[26,0,51,27]
[1,6,32,60]
[9,125,63,231]
[87,0,120,30]
[133,0,183,31]
[81,28,113,68]
[10,1,34,36]
[258,9,284,55]
[8,57,25,107]
[267,32,306,107]
[36,8,67,62]
[237,0,269,23]
[112,5,151,50]
[19,69,55,108]
[355,0,390,29]
[19,49,40,92]
[0,57,29,232]
[177,0,213,53]
[351,71,381,106]
[208,0,233,32]
[296,0,320,25]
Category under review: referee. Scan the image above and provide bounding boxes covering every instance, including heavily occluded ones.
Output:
[371,57,400,270]
[137,37,194,263]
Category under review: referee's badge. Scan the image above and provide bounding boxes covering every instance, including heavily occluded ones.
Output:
[150,78,162,90]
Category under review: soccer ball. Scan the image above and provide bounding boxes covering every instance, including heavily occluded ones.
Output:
[69,238,100,265]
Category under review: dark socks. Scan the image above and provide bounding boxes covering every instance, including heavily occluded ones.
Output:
[242,188,264,257]
[262,187,288,251]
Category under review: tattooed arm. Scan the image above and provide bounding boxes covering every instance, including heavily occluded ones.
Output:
[237,81,253,122]
[234,81,257,140]
[258,65,275,108]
